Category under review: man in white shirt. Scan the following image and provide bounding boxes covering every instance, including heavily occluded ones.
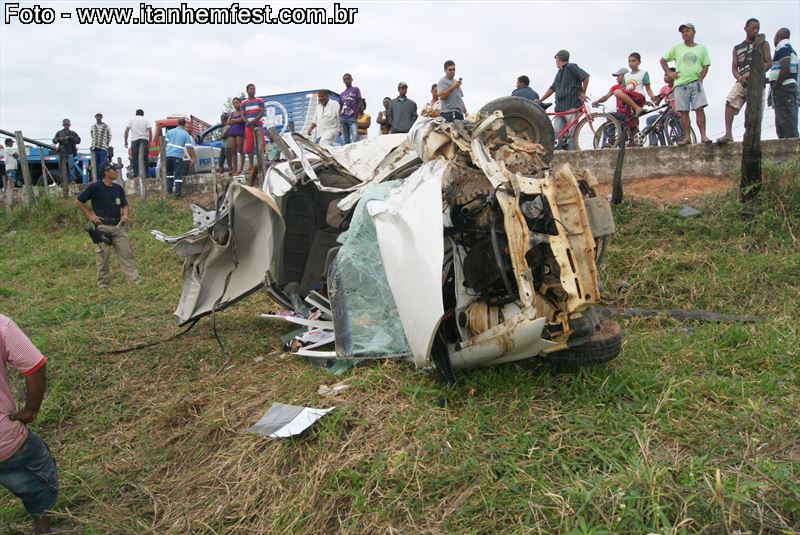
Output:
[3,139,19,187]
[307,90,340,147]
[124,109,152,179]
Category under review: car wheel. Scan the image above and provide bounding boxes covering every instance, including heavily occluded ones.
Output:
[479,96,555,163]
[547,320,621,367]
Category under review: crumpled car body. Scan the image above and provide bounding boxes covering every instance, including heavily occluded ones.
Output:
[154,102,618,376]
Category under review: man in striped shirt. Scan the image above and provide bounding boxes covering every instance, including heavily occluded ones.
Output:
[90,113,111,182]
[241,83,265,173]
[0,315,58,534]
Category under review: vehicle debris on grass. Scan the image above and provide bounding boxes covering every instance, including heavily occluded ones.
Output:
[154,97,621,380]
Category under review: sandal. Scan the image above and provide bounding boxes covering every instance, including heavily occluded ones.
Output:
[676,138,691,146]
[715,135,734,144]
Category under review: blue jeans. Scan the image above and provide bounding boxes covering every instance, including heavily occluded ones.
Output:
[166,157,185,197]
[442,110,464,123]
[553,112,578,149]
[6,169,17,186]
[340,117,358,144]
[93,148,108,181]
[0,431,59,516]
[64,153,79,182]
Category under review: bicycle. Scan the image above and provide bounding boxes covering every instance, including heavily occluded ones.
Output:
[593,101,697,148]
[543,99,623,151]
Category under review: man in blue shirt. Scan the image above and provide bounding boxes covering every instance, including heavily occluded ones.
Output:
[75,162,142,288]
[512,75,540,101]
[165,118,196,198]
[770,28,799,139]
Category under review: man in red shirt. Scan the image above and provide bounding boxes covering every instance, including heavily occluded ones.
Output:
[594,68,646,126]
[0,315,58,534]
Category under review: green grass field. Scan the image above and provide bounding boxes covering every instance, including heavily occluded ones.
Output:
[0,164,798,534]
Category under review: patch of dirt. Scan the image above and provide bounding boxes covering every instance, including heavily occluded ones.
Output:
[597,175,734,205]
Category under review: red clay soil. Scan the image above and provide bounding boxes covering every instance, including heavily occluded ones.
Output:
[597,175,734,205]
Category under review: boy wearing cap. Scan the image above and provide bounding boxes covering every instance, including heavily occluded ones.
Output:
[594,68,646,145]
[52,119,81,183]
[75,162,142,289]
[660,23,712,145]
[387,82,418,133]
[539,50,590,149]
[89,113,111,182]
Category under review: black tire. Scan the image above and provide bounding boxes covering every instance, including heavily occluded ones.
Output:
[575,113,622,150]
[590,118,626,149]
[547,320,621,367]
[479,96,555,163]
[664,115,697,145]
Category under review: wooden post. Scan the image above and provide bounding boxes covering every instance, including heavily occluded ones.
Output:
[611,125,626,205]
[209,143,219,201]
[138,144,147,200]
[253,126,265,187]
[14,131,35,206]
[59,147,70,199]
[740,33,766,204]
[159,136,167,201]
[3,172,12,214]
[38,146,47,198]
[90,149,97,184]
[57,144,68,199]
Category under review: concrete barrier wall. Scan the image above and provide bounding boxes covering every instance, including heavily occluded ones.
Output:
[552,138,800,184]
[6,139,800,203]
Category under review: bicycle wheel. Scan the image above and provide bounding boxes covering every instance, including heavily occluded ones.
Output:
[575,113,622,150]
[665,115,697,145]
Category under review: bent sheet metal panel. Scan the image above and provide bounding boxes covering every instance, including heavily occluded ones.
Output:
[368,159,447,368]
[172,184,285,324]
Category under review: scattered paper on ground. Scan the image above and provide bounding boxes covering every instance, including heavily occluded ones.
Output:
[246,403,335,438]
[318,378,354,397]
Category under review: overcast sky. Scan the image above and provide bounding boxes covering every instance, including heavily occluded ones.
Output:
[1,0,798,148]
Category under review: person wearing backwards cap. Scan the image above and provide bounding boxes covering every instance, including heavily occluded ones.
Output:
[539,49,590,150]
[75,161,142,289]
[660,23,712,145]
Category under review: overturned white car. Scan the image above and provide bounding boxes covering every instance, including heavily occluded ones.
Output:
[153,97,619,381]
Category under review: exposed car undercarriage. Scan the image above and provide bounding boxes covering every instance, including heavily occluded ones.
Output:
[153,98,619,380]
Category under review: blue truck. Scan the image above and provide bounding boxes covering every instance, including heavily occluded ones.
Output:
[0,129,91,186]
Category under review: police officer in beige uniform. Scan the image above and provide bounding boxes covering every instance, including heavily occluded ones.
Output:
[75,162,142,289]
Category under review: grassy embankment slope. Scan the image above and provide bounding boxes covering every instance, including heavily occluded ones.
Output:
[0,163,798,534]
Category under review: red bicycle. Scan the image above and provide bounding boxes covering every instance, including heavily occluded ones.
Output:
[544,100,622,150]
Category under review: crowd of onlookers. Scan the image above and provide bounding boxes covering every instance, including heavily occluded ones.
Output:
[2,19,798,194]
[303,20,797,148]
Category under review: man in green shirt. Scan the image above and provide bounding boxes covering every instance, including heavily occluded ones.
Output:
[660,23,712,144]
